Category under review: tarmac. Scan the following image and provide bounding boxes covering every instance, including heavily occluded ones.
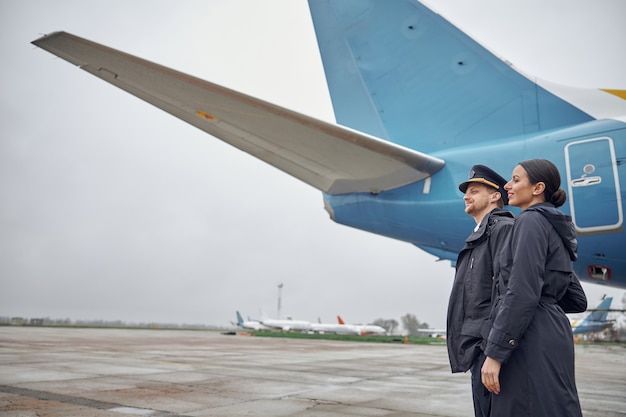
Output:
[0,327,624,417]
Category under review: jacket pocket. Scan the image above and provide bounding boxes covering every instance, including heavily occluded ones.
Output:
[461,317,488,338]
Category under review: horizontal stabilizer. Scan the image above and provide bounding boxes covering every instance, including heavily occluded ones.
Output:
[32,32,444,195]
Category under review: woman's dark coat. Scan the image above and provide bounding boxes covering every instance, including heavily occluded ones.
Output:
[447,208,514,373]
[485,203,587,417]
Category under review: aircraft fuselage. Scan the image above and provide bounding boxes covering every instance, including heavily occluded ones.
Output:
[325,118,626,288]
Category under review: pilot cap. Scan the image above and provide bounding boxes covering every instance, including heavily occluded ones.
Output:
[459,164,509,205]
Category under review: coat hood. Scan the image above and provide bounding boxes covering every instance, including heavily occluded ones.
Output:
[527,203,578,261]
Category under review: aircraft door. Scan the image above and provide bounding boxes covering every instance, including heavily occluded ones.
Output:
[564,137,623,234]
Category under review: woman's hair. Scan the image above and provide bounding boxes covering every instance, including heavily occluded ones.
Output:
[519,159,566,207]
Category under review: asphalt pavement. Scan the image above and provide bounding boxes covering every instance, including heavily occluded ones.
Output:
[0,327,624,416]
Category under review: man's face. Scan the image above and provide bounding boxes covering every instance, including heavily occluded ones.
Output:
[463,183,497,218]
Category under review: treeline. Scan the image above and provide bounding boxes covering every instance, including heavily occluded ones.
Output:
[1,312,434,334]
[373,313,432,335]
[0,316,222,330]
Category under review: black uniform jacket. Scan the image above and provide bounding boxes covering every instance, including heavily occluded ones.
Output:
[485,203,587,417]
[447,208,514,373]
[485,203,587,362]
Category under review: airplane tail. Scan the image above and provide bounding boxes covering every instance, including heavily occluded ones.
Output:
[236,311,244,326]
[337,315,345,325]
[308,1,624,154]
[580,297,613,325]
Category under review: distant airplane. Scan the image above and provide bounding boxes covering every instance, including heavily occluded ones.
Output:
[31,1,626,288]
[571,297,616,336]
[259,311,311,332]
[310,317,362,335]
[414,327,446,339]
[235,311,271,331]
[337,316,386,335]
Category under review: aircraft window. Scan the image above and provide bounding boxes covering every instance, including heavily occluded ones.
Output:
[583,164,595,175]
[588,265,611,281]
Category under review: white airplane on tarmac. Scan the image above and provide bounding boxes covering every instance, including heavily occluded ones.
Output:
[235,311,271,331]
[260,311,312,332]
[337,316,386,335]
[310,317,362,335]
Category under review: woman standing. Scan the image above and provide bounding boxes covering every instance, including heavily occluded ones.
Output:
[481,159,587,416]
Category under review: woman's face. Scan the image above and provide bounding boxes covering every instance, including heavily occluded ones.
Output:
[504,165,543,210]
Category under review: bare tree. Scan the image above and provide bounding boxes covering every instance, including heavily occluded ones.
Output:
[373,318,398,334]
[401,313,429,336]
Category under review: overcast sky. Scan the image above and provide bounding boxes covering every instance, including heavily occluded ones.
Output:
[1,0,625,329]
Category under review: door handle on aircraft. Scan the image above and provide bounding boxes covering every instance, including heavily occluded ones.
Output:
[571,176,602,187]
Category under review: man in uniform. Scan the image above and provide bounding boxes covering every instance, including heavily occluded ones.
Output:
[446,165,514,417]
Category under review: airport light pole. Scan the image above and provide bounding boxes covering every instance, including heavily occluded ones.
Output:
[277,283,283,319]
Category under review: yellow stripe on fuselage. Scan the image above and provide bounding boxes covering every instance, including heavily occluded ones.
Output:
[602,89,626,100]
